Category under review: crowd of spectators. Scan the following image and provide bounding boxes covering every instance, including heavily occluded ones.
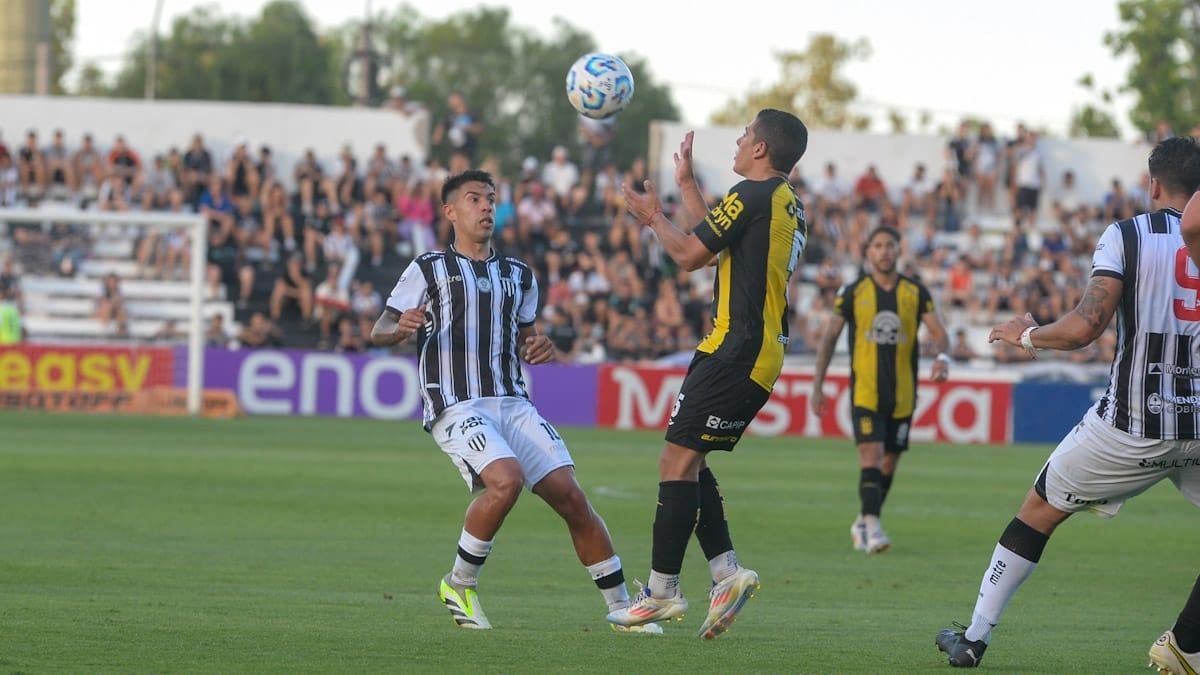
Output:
[3,93,1198,363]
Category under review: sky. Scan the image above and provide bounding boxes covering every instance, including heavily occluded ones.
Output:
[74,0,1137,138]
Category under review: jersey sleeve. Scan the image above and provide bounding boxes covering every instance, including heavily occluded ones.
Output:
[385,260,428,314]
[517,271,539,327]
[918,282,935,319]
[834,282,854,321]
[1091,223,1124,279]
[692,180,762,253]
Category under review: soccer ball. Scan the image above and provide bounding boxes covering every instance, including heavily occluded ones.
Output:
[565,53,635,119]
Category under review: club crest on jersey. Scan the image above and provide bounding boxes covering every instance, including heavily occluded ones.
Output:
[868,311,905,345]
[477,278,493,293]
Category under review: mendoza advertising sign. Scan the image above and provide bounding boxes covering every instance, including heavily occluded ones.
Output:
[202,348,598,426]
[596,364,1012,443]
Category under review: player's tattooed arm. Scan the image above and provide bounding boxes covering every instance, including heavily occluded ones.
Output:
[1031,275,1122,351]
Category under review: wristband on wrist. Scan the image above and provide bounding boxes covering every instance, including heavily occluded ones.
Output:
[643,209,663,226]
[1020,325,1039,359]
[936,353,951,365]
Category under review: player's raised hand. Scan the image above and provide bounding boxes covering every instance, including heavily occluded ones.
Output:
[522,334,556,365]
[674,131,696,187]
[621,178,664,226]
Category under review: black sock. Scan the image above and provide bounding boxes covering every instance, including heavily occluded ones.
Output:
[695,468,734,560]
[998,517,1050,563]
[1174,573,1200,652]
[859,468,883,517]
[651,481,699,575]
[879,473,895,512]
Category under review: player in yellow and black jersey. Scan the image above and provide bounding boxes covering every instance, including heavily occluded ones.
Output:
[812,225,950,555]
[608,109,808,638]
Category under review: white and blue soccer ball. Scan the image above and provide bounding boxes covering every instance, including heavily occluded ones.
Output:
[566,53,635,120]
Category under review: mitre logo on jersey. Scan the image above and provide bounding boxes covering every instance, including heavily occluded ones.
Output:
[868,311,905,345]
[500,278,517,297]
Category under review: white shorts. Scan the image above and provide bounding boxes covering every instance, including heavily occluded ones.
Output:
[1037,408,1200,518]
[431,396,573,493]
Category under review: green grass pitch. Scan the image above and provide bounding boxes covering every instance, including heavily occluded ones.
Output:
[1,411,1194,673]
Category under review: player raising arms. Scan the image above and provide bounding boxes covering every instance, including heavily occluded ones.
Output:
[936,137,1200,671]
[812,225,949,554]
[373,170,658,634]
[607,109,809,639]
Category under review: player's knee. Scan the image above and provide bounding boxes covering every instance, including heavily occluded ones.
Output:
[484,467,525,504]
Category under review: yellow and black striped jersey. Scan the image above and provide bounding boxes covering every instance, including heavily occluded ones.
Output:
[835,274,934,417]
[693,176,807,392]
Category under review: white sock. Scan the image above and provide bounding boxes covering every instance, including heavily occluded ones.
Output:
[450,528,493,587]
[709,550,740,584]
[863,514,882,536]
[964,543,1038,643]
[586,555,630,611]
[648,570,680,599]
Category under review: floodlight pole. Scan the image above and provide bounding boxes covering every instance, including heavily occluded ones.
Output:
[146,0,164,100]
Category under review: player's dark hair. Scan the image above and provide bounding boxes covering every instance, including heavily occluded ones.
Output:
[441,169,495,203]
[754,109,809,173]
[1148,136,1200,195]
[865,225,901,249]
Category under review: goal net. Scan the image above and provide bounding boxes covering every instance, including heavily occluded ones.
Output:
[0,206,214,415]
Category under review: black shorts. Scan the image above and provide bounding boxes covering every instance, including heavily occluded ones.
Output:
[1016,187,1040,211]
[664,354,772,453]
[851,407,912,454]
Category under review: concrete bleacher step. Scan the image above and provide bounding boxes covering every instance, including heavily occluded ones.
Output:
[24,316,183,341]
[23,295,235,325]
[21,275,223,301]
[92,238,136,258]
[80,259,140,279]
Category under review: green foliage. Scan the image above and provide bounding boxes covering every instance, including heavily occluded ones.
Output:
[370,9,678,171]
[108,1,336,104]
[88,3,678,170]
[1069,104,1122,139]
[0,411,1193,672]
[1104,0,1200,135]
[711,35,870,130]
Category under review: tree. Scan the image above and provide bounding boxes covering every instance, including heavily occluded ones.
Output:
[710,35,870,130]
[73,61,109,97]
[368,9,679,171]
[108,1,336,104]
[1068,74,1120,138]
[1103,0,1199,136]
[50,0,75,94]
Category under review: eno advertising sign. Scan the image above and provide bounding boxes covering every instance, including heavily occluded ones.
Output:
[202,348,598,426]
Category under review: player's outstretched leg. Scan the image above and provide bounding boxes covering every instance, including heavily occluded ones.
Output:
[937,490,1064,667]
[533,466,663,635]
[437,458,522,630]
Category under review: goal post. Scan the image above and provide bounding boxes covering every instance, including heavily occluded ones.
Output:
[0,206,209,415]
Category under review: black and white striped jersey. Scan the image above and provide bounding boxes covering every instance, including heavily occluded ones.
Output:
[386,246,538,429]
[1091,206,1200,439]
